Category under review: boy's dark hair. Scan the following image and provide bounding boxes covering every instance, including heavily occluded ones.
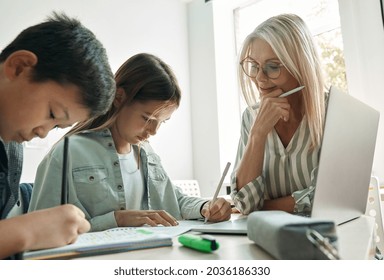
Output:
[0,12,115,117]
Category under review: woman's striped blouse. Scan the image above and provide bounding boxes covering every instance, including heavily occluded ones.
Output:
[230,106,320,214]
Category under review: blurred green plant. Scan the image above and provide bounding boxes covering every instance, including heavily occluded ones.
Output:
[316,29,348,93]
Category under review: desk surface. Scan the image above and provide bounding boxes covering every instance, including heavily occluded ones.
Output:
[79,215,375,260]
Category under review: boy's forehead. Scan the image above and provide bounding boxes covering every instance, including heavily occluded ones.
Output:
[41,82,90,119]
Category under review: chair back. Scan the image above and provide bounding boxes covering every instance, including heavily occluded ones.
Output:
[366,176,384,253]
[173,180,201,197]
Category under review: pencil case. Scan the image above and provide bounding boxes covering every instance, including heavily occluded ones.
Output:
[247,210,338,260]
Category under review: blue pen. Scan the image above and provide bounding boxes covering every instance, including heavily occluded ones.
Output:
[178,234,219,253]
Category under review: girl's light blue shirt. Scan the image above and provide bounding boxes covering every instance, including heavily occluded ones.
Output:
[29,129,207,231]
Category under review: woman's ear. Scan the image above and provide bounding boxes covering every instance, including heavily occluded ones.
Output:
[113,87,126,107]
[3,50,38,80]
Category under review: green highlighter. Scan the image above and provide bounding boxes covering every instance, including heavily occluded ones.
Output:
[178,234,219,253]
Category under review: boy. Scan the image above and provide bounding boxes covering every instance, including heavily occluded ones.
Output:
[0,12,115,259]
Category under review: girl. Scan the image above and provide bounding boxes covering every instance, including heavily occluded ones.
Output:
[29,53,231,232]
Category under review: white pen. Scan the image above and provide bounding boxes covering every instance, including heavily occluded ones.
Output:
[252,86,305,110]
[204,162,231,223]
[279,85,305,98]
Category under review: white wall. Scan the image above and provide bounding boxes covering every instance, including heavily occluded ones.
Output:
[0,0,194,183]
[187,0,241,197]
[338,0,384,185]
[187,1,221,197]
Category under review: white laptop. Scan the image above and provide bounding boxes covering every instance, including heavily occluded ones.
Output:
[191,86,379,233]
[310,86,380,225]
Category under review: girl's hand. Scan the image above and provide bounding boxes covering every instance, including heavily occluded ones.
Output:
[115,209,179,227]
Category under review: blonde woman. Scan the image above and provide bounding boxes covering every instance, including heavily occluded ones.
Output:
[231,14,328,215]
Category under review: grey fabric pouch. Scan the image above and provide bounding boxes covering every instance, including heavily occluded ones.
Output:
[247,210,338,259]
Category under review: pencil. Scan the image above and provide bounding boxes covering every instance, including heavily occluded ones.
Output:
[204,162,231,223]
[61,137,69,205]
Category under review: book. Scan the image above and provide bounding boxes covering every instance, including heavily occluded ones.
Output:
[23,227,173,260]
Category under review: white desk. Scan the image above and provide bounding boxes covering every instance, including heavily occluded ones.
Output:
[79,215,375,260]
[337,215,376,259]
[80,232,273,260]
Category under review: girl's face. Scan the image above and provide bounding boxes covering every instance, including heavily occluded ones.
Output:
[111,99,177,153]
[248,38,299,97]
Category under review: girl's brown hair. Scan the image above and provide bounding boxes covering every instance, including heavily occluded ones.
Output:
[67,53,181,135]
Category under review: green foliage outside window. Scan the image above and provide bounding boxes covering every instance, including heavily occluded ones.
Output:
[316,29,348,93]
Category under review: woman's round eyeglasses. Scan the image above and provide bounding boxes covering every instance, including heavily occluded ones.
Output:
[240,58,283,79]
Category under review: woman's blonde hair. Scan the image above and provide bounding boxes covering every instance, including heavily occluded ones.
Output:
[239,13,327,148]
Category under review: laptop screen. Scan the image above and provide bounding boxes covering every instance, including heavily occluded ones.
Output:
[311,87,380,225]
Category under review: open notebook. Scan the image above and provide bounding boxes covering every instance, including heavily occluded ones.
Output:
[24,227,172,260]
